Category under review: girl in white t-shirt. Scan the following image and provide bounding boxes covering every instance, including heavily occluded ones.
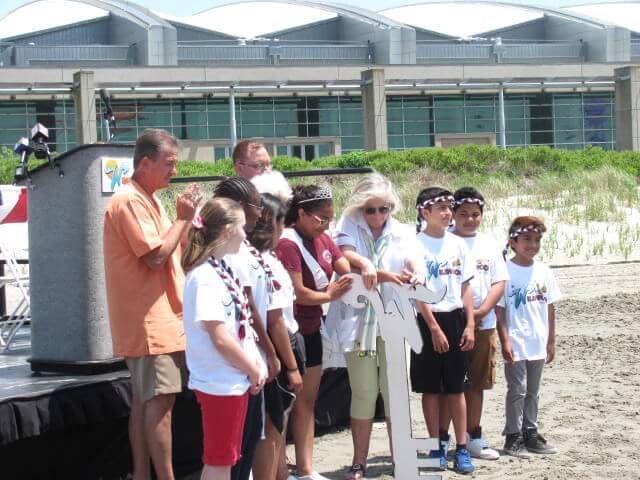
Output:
[496,216,561,459]
[249,193,305,480]
[181,197,267,480]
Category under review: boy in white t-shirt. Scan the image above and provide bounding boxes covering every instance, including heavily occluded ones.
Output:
[449,187,508,461]
[410,187,476,474]
[496,216,561,458]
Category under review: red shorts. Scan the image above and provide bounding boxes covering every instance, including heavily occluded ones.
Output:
[194,389,249,466]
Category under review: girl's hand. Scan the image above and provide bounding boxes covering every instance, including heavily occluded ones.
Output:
[249,361,267,395]
[266,354,281,382]
[287,368,303,393]
[430,327,449,353]
[327,275,353,300]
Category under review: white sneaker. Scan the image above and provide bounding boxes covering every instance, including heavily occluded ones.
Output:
[295,472,331,480]
[467,435,500,460]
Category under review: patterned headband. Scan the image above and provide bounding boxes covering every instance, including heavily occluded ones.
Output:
[298,186,333,204]
[454,197,485,207]
[418,194,454,209]
[510,224,543,239]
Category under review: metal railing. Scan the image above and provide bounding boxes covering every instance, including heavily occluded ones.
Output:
[416,40,585,64]
[177,40,372,66]
[11,44,135,66]
[501,41,584,63]
[416,42,492,64]
[632,40,640,60]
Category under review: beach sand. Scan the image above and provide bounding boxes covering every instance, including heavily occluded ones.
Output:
[290,262,640,479]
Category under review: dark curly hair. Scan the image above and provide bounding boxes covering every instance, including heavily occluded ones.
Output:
[284,185,333,227]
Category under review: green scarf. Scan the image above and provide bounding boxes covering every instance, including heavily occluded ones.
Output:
[354,224,390,357]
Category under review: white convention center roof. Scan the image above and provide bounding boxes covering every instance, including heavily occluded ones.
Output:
[380,2,544,38]
[169,1,338,39]
[564,3,640,33]
[0,0,108,40]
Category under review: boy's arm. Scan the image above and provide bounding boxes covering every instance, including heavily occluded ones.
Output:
[460,281,475,351]
[546,304,556,364]
[474,280,506,321]
[496,305,514,364]
[416,301,449,353]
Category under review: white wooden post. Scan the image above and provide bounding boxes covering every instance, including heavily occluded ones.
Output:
[339,275,447,479]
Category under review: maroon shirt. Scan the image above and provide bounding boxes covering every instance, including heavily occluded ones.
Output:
[275,229,343,335]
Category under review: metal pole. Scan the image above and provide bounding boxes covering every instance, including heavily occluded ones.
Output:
[229,86,237,149]
[498,83,506,149]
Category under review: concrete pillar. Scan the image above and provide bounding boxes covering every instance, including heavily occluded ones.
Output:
[614,66,640,151]
[361,69,388,152]
[72,70,97,145]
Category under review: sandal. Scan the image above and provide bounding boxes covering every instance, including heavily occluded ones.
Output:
[345,463,366,480]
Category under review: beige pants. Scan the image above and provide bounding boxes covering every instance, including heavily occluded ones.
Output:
[344,336,390,419]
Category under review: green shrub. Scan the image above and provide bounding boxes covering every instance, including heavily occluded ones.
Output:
[4,144,640,184]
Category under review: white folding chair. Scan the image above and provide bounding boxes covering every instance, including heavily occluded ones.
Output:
[0,240,30,352]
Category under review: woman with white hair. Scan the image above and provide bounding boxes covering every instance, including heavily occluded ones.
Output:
[329,173,422,479]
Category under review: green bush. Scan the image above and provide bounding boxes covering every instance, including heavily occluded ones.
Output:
[3,144,640,184]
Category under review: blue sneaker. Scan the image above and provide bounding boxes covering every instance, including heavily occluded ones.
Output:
[454,448,475,474]
[429,449,447,471]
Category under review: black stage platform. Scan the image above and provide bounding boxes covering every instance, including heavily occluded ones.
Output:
[0,329,353,480]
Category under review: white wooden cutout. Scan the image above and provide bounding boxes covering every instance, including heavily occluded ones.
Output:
[339,275,447,479]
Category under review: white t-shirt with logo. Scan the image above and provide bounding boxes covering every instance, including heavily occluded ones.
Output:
[416,231,475,313]
[225,242,269,332]
[183,261,264,395]
[460,233,509,330]
[264,251,298,334]
[498,260,561,362]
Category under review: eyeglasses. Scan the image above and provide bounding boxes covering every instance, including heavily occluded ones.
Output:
[363,206,390,215]
[311,214,331,226]
[239,162,271,173]
[245,202,264,213]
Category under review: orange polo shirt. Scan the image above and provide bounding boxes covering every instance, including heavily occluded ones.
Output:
[103,180,185,358]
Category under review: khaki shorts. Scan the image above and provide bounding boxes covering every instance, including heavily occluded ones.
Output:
[467,328,497,390]
[126,351,187,403]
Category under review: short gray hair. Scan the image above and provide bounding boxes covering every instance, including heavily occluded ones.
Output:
[343,173,401,219]
[133,129,179,169]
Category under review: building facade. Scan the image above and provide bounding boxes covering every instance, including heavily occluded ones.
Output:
[0,0,638,158]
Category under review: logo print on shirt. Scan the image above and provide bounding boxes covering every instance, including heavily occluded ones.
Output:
[509,283,548,309]
[426,260,444,280]
[476,259,490,272]
[322,250,332,264]
[426,258,462,280]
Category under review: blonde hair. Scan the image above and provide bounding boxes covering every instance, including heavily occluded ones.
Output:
[181,197,244,272]
[342,173,401,219]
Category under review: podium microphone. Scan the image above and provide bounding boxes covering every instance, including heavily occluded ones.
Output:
[13,137,32,183]
[100,88,116,141]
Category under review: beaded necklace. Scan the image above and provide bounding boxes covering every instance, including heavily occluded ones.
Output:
[244,240,282,293]
[208,257,253,341]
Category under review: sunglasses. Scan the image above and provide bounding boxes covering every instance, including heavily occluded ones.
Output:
[363,206,390,215]
[310,214,331,226]
[245,202,264,213]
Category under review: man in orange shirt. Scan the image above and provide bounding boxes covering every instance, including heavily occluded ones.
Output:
[104,129,201,480]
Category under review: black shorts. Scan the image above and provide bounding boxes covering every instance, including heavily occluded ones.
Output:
[410,309,469,395]
[264,331,306,433]
[303,330,322,368]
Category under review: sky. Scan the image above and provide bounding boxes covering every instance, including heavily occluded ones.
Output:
[0,0,613,19]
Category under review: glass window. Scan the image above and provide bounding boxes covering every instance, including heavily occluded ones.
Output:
[434,97,464,133]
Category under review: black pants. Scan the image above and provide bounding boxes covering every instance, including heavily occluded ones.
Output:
[230,391,263,480]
